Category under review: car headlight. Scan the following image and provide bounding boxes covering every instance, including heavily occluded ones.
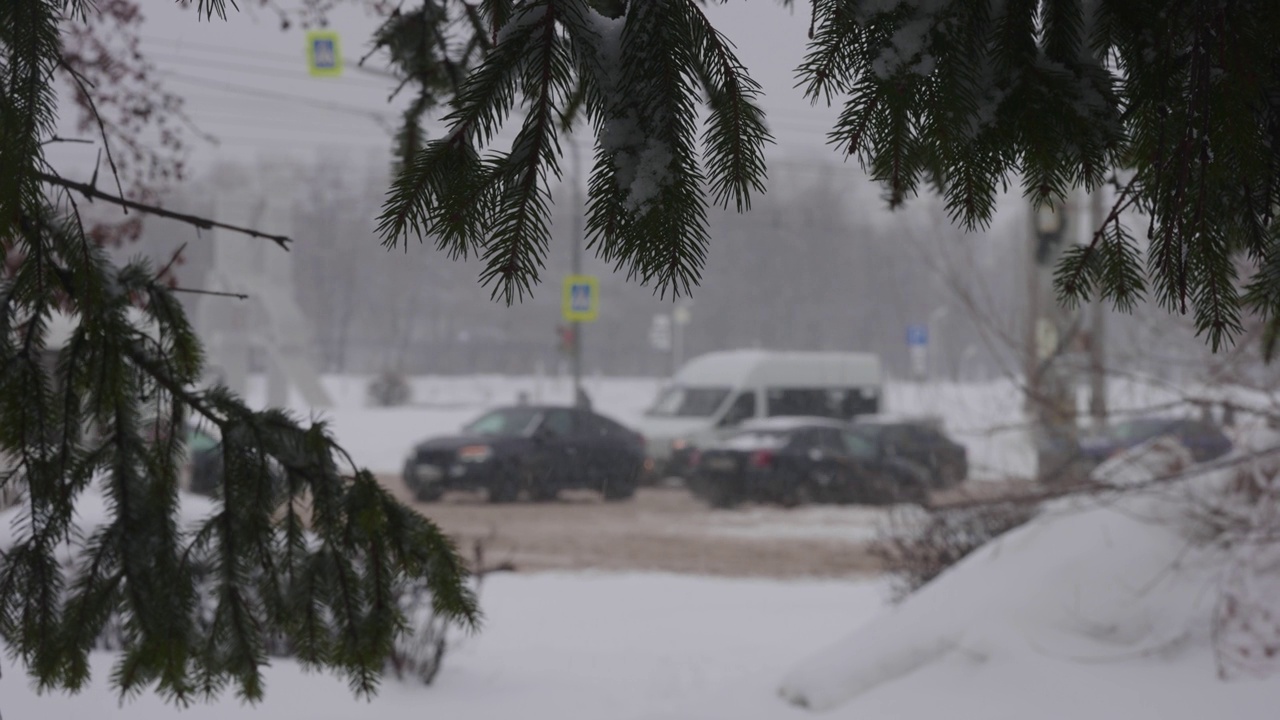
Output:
[458,445,494,463]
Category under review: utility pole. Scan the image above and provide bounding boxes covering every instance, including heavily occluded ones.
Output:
[1027,194,1080,485]
[568,136,586,408]
[1087,186,1108,426]
[672,302,691,375]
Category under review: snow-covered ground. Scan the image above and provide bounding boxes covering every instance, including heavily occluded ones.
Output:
[1,573,887,720]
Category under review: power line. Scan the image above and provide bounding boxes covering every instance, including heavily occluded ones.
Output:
[146,50,399,89]
[141,35,398,79]
[140,34,839,124]
[157,69,396,128]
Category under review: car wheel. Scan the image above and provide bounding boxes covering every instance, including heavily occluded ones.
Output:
[602,464,639,501]
[487,463,523,504]
[782,483,814,509]
[529,476,560,503]
[703,478,742,509]
[414,483,444,503]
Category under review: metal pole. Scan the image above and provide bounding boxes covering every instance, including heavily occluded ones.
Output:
[928,305,949,382]
[1023,201,1039,414]
[569,137,585,407]
[1088,186,1108,425]
[671,302,691,376]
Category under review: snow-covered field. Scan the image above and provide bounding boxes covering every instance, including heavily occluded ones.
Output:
[1,573,888,720]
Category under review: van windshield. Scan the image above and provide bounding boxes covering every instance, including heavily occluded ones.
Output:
[646,386,731,418]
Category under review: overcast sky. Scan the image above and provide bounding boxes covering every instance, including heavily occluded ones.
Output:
[52,1,848,182]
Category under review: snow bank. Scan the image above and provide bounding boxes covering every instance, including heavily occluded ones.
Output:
[1,573,886,720]
[778,433,1280,718]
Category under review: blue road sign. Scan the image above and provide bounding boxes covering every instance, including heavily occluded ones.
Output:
[571,284,591,312]
[907,324,928,346]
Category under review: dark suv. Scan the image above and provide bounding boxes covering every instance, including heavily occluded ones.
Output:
[687,417,931,508]
[402,405,646,503]
[849,417,969,488]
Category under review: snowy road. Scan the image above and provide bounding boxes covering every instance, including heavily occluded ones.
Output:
[382,483,886,579]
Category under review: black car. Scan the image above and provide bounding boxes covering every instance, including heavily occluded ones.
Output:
[402,405,646,503]
[686,417,932,508]
[849,417,969,488]
[1077,417,1232,465]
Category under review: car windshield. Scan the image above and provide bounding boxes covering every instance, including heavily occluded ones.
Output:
[646,386,731,418]
[463,408,542,437]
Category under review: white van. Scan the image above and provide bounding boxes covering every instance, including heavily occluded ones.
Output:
[634,349,883,479]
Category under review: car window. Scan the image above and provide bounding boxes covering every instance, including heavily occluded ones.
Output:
[813,427,845,451]
[464,408,541,436]
[718,392,757,428]
[541,409,575,436]
[577,411,620,438]
[646,386,731,418]
[841,431,879,459]
[910,426,942,446]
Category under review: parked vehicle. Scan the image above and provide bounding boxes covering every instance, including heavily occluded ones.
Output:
[1077,417,1232,465]
[181,423,286,498]
[402,405,646,503]
[185,424,223,495]
[686,417,931,508]
[850,416,969,488]
[634,350,883,482]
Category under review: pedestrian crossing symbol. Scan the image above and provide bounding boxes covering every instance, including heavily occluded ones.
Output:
[306,31,342,77]
[562,274,599,322]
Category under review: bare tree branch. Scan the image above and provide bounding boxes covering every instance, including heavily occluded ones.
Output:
[37,171,292,250]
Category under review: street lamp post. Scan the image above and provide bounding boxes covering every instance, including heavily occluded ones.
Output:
[567,136,586,408]
[928,305,950,382]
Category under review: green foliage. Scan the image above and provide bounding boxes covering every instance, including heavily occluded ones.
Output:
[801,0,1280,351]
[377,0,773,301]
[0,0,478,704]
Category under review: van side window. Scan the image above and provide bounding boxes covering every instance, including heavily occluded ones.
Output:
[765,388,880,419]
[718,392,756,427]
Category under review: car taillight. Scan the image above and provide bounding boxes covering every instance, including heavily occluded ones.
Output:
[689,449,702,467]
[749,450,774,468]
[458,445,494,462]
[635,432,646,450]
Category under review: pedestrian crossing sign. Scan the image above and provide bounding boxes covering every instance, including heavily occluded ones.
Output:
[562,274,599,322]
[306,30,342,77]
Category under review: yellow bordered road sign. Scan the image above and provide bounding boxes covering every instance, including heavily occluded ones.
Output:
[306,30,342,77]
[562,275,600,322]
